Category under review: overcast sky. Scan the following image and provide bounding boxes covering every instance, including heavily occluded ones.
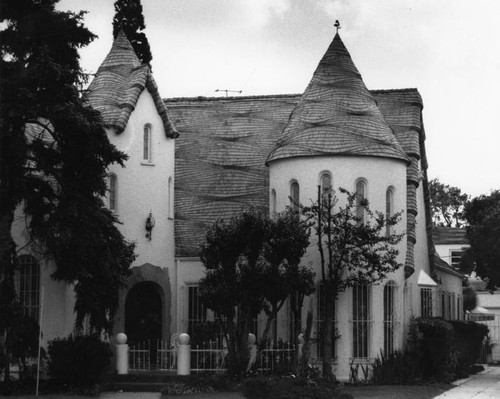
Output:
[58,0,500,198]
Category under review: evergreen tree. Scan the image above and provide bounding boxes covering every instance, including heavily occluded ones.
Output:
[0,1,135,377]
[112,0,153,65]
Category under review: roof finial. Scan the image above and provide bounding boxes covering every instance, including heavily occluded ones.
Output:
[334,20,341,34]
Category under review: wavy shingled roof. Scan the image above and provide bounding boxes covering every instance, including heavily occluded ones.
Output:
[86,30,178,138]
[267,34,408,164]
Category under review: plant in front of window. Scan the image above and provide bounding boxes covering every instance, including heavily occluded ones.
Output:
[198,206,312,379]
[300,187,405,378]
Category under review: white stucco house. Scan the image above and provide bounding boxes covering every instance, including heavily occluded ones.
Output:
[11,30,465,380]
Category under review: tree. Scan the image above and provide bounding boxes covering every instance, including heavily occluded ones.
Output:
[112,0,152,65]
[198,206,312,378]
[463,190,500,290]
[429,178,469,227]
[301,187,404,377]
[1,0,135,378]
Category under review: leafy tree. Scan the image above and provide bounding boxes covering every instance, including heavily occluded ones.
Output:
[0,0,135,378]
[429,178,469,227]
[463,190,500,290]
[301,187,404,377]
[198,206,312,378]
[462,286,478,312]
[112,0,152,65]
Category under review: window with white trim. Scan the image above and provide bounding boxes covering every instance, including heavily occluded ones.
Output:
[320,172,332,202]
[143,124,152,162]
[18,255,40,322]
[168,176,173,219]
[188,285,207,335]
[352,284,370,359]
[385,187,394,236]
[315,282,336,359]
[421,287,433,317]
[271,189,277,214]
[355,179,367,224]
[383,281,397,355]
[108,173,117,212]
[450,250,463,268]
[290,181,299,213]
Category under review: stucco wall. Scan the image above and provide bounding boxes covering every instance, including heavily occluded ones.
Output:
[269,155,408,380]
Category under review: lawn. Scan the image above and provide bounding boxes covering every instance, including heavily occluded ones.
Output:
[341,384,451,399]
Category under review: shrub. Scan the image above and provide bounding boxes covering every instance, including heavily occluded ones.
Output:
[371,350,421,385]
[412,317,457,382]
[48,334,112,387]
[449,320,488,375]
[242,376,353,399]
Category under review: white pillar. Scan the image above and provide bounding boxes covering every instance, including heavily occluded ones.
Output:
[298,333,304,362]
[116,333,129,375]
[177,333,191,375]
[247,333,257,372]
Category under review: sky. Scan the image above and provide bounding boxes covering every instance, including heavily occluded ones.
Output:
[57,0,500,198]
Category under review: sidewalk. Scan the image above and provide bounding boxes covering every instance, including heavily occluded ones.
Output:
[433,366,500,399]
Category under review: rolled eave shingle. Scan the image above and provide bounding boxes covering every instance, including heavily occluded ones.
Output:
[85,30,178,138]
[266,34,409,165]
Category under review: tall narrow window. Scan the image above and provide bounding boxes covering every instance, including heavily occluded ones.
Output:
[143,125,152,162]
[109,174,117,212]
[290,181,299,213]
[315,282,336,359]
[383,282,397,355]
[355,180,366,224]
[271,189,277,214]
[320,173,332,202]
[188,285,207,335]
[18,255,40,322]
[385,187,394,236]
[352,284,370,359]
[420,288,433,317]
[168,177,173,219]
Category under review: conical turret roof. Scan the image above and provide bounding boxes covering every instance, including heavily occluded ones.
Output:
[86,30,178,138]
[266,33,408,164]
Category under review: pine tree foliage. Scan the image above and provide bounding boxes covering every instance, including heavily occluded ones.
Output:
[0,0,135,341]
[112,0,153,65]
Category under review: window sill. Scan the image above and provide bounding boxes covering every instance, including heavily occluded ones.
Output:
[141,161,155,167]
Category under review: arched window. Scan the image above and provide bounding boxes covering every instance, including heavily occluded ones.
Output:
[290,181,299,213]
[320,172,332,202]
[168,176,174,219]
[270,189,277,214]
[18,255,40,322]
[385,187,394,236]
[355,179,367,223]
[109,173,117,212]
[383,281,397,355]
[143,124,152,162]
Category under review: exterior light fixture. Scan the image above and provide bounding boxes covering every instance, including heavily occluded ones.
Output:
[145,211,155,240]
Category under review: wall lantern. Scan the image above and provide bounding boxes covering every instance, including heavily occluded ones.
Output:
[145,211,155,240]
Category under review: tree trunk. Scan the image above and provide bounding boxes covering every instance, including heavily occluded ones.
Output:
[322,288,335,378]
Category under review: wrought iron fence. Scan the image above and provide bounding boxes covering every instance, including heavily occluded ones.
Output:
[129,341,151,371]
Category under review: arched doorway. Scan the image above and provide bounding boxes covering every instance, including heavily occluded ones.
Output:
[125,281,163,368]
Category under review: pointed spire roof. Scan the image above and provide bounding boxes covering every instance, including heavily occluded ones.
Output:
[266,33,408,164]
[86,30,178,138]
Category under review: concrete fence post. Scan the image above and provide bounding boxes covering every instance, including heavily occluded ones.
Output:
[116,333,128,375]
[298,333,304,363]
[247,333,257,372]
[177,333,191,375]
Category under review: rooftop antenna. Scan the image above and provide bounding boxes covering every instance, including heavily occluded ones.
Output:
[334,20,341,34]
[215,89,242,97]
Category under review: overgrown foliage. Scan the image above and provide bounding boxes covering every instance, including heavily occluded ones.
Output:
[463,286,478,312]
[301,187,404,377]
[372,318,488,385]
[463,190,500,290]
[198,206,312,378]
[112,0,152,65]
[242,376,353,399]
[429,178,469,228]
[48,334,112,387]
